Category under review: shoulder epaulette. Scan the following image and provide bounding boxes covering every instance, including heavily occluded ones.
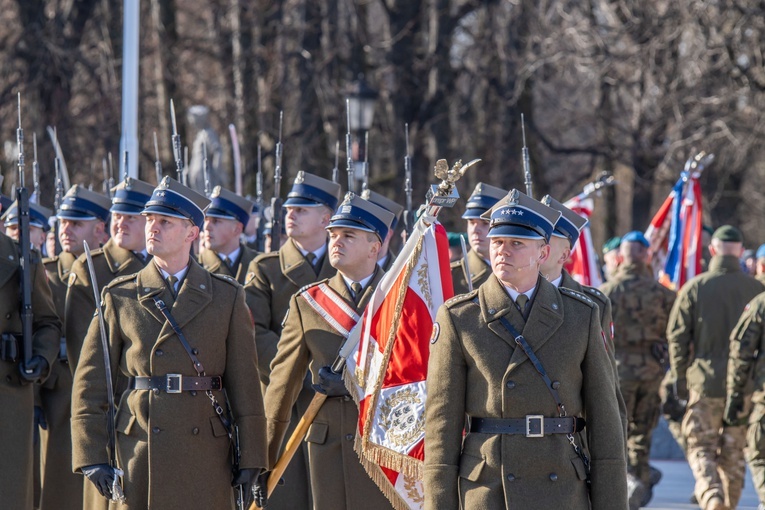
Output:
[559,287,595,307]
[445,289,479,308]
[106,273,136,289]
[43,255,59,265]
[210,272,239,286]
[298,278,331,296]
[582,286,607,304]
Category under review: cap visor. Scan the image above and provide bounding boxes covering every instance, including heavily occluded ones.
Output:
[56,210,98,221]
[284,197,325,207]
[461,208,489,220]
[142,205,190,221]
[488,224,545,240]
[110,204,145,215]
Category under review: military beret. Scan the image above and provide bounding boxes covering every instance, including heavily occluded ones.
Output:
[447,232,467,248]
[757,244,765,260]
[621,231,650,248]
[742,249,756,260]
[712,225,743,243]
[602,236,621,255]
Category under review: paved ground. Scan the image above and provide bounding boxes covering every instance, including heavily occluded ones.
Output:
[647,459,760,509]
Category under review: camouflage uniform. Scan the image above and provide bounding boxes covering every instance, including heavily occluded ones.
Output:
[726,292,765,506]
[668,254,765,509]
[601,262,676,485]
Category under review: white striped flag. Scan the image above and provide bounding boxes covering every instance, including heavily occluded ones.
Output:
[343,214,454,510]
[563,195,603,287]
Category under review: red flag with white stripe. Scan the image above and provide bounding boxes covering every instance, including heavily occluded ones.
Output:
[343,216,454,510]
[563,196,602,287]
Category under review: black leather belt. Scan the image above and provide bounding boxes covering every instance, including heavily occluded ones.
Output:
[128,375,222,393]
[468,416,586,437]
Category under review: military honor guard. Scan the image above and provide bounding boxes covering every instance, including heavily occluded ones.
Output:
[725,290,765,509]
[450,182,506,295]
[243,171,341,509]
[2,200,52,251]
[38,185,112,510]
[0,228,61,509]
[261,193,395,509]
[424,189,627,510]
[66,177,155,370]
[667,225,765,510]
[200,186,259,284]
[361,188,404,271]
[71,176,267,509]
[600,231,676,508]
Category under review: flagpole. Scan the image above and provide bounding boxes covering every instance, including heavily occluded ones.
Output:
[251,158,477,510]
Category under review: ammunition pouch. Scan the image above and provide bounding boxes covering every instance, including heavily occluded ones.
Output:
[0,333,20,362]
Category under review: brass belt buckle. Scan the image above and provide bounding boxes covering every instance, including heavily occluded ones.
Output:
[166,374,183,393]
[526,415,544,438]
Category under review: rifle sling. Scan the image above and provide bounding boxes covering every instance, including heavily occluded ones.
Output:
[152,298,233,435]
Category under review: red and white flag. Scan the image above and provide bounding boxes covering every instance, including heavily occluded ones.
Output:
[343,216,454,510]
[563,196,602,287]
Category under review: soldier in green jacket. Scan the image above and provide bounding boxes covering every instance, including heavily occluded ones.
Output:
[668,225,765,510]
[0,230,61,510]
[199,186,259,284]
[65,178,153,510]
[243,171,341,509]
[425,190,627,510]
[261,193,395,509]
[71,177,267,509]
[725,291,765,509]
[361,188,403,272]
[600,231,676,507]
[43,185,112,510]
[450,183,506,295]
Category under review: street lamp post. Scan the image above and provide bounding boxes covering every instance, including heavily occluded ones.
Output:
[346,78,378,191]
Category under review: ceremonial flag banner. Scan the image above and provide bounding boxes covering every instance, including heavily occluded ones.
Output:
[563,196,602,287]
[645,171,703,290]
[343,214,454,510]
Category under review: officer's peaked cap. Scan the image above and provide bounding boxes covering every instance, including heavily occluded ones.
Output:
[1,200,53,231]
[541,195,588,247]
[284,171,342,211]
[143,176,210,227]
[361,188,404,230]
[327,192,395,242]
[481,189,561,242]
[205,186,255,226]
[462,183,507,220]
[110,178,155,215]
[57,185,112,222]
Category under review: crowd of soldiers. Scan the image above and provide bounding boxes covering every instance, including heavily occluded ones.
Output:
[2,155,765,510]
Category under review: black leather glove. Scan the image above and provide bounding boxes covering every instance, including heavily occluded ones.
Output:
[724,394,746,427]
[82,464,115,498]
[251,469,270,509]
[18,356,49,384]
[661,392,687,422]
[33,405,47,445]
[312,366,349,398]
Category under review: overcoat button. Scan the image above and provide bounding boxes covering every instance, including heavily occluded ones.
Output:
[5,313,10,319]
[345,434,354,441]
[506,381,516,389]
[549,473,558,481]
[153,388,160,396]
[192,348,199,355]
[192,427,199,435]
[155,349,163,356]
[551,381,560,389]
[488,308,496,314]
[190,391,197,396]
[506,474,515,482]
[152,427,161,434]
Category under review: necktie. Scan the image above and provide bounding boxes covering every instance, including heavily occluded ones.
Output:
[224,256,234,270]
[306,253,318,275]
[515,294,529,315]
[351,282,363,304]
[166,275,179,298]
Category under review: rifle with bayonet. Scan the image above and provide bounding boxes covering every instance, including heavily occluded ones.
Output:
[270,112,284,253]
[15,93,34,374]
[255,144,266,253]
[203,141,211,197]
[361,131,369,191]
[153,132,163,184]
[345,100,355,193]
[32,133,40,204]
[332,141,340,184]
[122,151,129,184]
[170,99,185,183]
[403,123,414,236]
[82,241,127,502]
[521,114,533,199]
[460,235,473,293]
[107,153,115,194]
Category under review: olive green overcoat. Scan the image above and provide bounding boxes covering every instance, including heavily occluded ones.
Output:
[0,232,60,509]
[450,248,491,296]
[424,275,627,510]
[71,260,267,509]
[198,242,259,285]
